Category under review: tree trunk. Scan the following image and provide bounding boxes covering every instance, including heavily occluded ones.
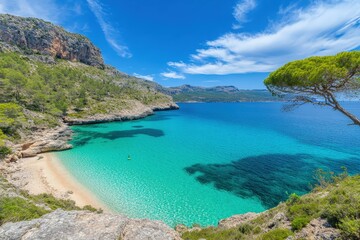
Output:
[327,91,360,126]
[334,102,360,126]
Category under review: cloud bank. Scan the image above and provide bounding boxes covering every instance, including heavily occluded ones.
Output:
[169,0,360,75]
[133,73,154,81]
[161,71,185,79]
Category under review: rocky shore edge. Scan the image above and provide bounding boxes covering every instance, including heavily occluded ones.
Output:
[63,102,179,125]
[4,103,179,162]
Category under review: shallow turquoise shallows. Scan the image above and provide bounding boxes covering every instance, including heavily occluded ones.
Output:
[56,102,360,227]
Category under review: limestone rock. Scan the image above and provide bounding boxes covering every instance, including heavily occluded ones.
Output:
[21,125,73,158]
[175,224,188,234]
[267,212,289,229]
[0,209,181,240]
[218,212,258,229]
[0,14,104,67]
[294,218,340,240]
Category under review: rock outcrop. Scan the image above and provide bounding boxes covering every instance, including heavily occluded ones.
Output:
[19,125,73,158]
[292,218,341,240]
[0,14,104,67]
[4,124,73,162]
[0,209,181,240]
[64,102,179,125]
[218,212,258,229]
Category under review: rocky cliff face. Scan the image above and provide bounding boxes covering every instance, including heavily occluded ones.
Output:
[0,209,181,240]
[0,14,104,67]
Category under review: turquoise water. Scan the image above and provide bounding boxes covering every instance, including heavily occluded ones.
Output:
[56,102,360,227]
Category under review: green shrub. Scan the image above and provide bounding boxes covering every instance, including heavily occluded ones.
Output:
[0,197,49,225]
[291,216,310,231]
[182,227,244,240]
[0,145,11,159]
[25,193,80,211]
[338,218,360,239]
[253,226,262,234]
[259,228,293,240]
[82,205,102,213]
[238,223,254,234]
[286,193,301,206]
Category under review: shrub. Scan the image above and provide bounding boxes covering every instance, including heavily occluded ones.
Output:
[259,228,293,240]
[338,218,360,239]
[0,197,49,225]
[0,145,11,159]
[253,226,262,234]
[286,193,301,206]
[291,216,310,231]
[238,223,253,234]
[25,193,80,211]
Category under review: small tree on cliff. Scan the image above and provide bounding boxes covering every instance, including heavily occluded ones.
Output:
[264,51,360,126]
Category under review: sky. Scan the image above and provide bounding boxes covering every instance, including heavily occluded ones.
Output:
[0,0,359,89]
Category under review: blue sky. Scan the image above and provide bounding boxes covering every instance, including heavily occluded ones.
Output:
[0,0,359,89]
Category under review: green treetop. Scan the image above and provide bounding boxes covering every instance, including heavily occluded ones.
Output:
[264,51,360,126]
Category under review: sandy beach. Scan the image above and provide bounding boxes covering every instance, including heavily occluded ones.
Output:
[5,153,110,212]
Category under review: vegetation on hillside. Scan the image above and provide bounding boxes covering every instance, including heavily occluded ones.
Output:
[0,176,101,225]
[182,170,360,240]
[0,52,173,158]
[264,51,360,125]
[0,52,171,117]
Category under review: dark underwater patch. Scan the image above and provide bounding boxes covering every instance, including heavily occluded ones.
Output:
[72,128,164,147]
[185,153,360,208]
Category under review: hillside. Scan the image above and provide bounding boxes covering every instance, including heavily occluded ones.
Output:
[160,85,281,102]
[0,14,178,160]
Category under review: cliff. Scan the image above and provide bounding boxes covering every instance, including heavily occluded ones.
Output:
[0,14,104,67]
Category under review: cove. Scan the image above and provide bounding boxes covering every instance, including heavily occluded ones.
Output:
[56,102,360,227]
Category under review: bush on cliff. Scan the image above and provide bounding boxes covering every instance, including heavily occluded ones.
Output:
[0,197,49,225]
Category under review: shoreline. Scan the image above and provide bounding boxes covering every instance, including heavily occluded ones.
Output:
[5,152,110,212]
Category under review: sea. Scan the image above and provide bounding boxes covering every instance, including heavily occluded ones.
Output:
[56,102,360,227]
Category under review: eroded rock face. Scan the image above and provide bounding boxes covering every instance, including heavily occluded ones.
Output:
[293,218,341,240]
[218,212,258,229]
[0,209,181,240]
[0,14,104,67]
[20,124,73,158]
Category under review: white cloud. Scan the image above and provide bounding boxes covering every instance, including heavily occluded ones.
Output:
[0,0,62,23]
[161,71,185,79]
[169,0,360,75]
[86,0,131,58]
[133,73,154,81]
[233,0,256,29]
